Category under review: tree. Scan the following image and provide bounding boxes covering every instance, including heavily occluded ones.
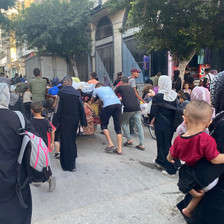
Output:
[0,0,16,62]
[107,0,224,80]
[15,0,93,77]
[0,0,16,27]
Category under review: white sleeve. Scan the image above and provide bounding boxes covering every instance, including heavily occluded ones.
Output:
[92,89,97,98]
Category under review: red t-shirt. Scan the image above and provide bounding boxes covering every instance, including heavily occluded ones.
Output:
[170,132,219,166]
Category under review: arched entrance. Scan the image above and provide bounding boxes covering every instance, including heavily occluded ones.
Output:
[95,16,114,83]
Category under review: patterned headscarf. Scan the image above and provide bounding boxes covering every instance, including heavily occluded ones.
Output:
[176,86,213,135]
[0,83,10,109]
[158,75,177,102]
[210,71,224,114]
[210,70,218,75]
[191,86,211,104]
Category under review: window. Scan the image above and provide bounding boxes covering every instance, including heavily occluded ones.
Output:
[95,17,113,41]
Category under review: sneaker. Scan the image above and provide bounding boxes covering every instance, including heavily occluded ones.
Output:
[162,170,176,178]
[54,152,60,159]
[152,160,163,169]
[49,176,56,192]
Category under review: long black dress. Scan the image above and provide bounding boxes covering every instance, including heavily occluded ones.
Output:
[53,86,87,171]
[149,93,181,174]
[0,109,32,224]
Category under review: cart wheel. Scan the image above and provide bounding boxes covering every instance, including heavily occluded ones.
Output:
[141,115,149,127]
[148,126,156,140]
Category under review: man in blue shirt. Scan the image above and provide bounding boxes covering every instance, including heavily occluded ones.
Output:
[91,82,122,155]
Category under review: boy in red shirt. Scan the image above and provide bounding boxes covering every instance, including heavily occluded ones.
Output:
[167,100,224,218]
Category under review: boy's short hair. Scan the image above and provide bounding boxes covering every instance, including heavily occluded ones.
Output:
[31,101,43,113]
[90,72,97,79]
[121,77,129,84]
[95,82,104,88]
[184,92,190,101]
[33,68,41,77]
[179,92,187,101]
[178,90,184,95]
[184,100,212,124]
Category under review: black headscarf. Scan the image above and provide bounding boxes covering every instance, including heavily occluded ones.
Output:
[210,71,224,114]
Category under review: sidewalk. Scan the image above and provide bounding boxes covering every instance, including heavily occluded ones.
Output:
[31,125,185,224]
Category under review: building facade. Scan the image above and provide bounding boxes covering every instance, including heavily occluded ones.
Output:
[90,1,169,84]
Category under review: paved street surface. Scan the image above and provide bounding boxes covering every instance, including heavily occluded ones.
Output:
[31,124,185,224]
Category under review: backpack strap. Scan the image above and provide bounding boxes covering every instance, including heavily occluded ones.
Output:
[153,98,178,111]
[153,102,176,110]
[14,111,25,129]
[14,111,30,208]
[14,111,28,164]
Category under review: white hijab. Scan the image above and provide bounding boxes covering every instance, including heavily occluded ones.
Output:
[0,83,10,109]
[158,75,177,102]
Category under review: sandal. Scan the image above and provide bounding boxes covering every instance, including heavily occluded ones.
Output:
[105,146,116,152]
[113,149,122,155]
[123,141,133,146]
[135,145,145,151]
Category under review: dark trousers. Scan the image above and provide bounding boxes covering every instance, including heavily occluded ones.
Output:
[24,102,31,120]
[100,104,122,134]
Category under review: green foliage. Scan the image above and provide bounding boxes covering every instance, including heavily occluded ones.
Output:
[0,0,16,26]
[15,0,93,59]
[107,0,224,61]
[0,0,16,10]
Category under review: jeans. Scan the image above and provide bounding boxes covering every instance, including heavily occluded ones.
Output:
[122,111,144,146]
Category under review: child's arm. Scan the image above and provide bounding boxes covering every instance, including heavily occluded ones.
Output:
[189,189,205,198]
[167,152,175,163]
[210,153,224,164]
[50,129,55,150]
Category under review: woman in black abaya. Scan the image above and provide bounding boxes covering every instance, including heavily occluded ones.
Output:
[53,76,87,172]
[0,83,33,224]
[177,71,224,224]
[148,75,181,176]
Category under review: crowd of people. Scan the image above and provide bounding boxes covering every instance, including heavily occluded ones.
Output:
[0,66,224,224]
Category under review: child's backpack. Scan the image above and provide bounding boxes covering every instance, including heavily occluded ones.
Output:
[14,111,52,208]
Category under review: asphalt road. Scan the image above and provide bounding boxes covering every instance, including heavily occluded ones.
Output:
[31,123,185,224]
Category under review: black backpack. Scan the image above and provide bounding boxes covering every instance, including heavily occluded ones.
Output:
[154,99,183,131]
